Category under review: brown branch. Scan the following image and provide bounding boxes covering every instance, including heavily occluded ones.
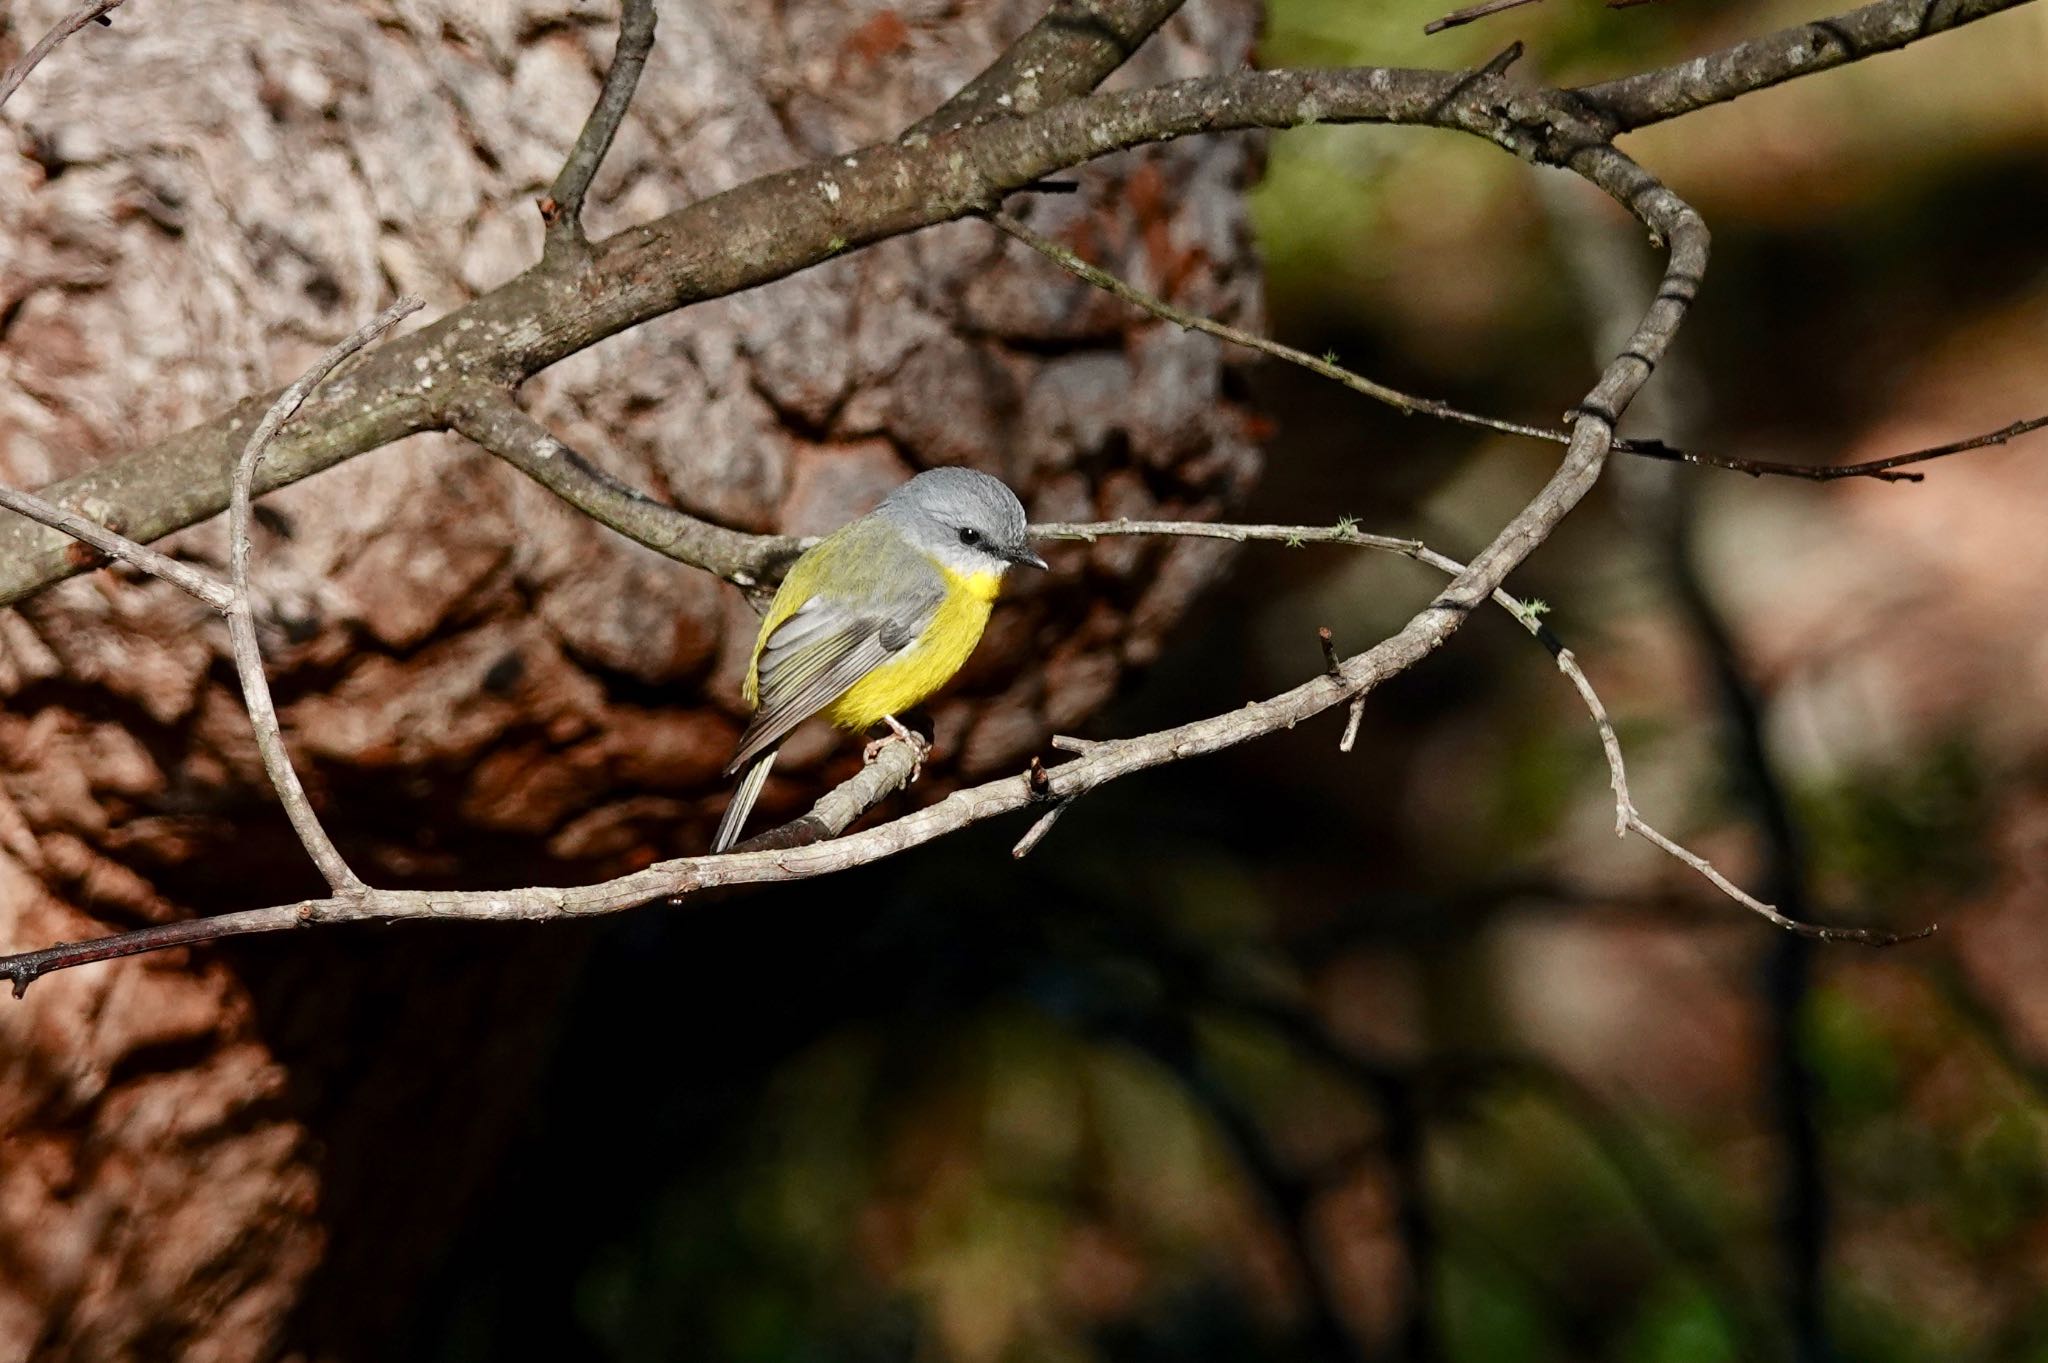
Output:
[1682,414,2048,483]
[991,210,2048,486]
[540,0,656,256]
[988,210,1565,445]
[0,0,2027,607]
[446,388,802,589]
[1426,0,1675,33]
[1425,0,1546,36]
[0,0,131,112]
[227,298,423,895]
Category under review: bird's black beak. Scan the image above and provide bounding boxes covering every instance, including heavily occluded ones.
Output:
[1008,545,1049,571]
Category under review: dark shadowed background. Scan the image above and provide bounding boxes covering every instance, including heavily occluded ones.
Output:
[2,1,2046,1361]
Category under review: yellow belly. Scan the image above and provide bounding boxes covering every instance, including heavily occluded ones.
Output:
[826,567,997,730]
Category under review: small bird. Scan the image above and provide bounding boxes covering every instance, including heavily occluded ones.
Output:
[712,468,1048,852]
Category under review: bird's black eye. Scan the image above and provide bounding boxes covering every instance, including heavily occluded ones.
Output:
[958,527,983,547]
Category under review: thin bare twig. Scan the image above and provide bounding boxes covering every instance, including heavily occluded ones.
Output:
[991,211,2048,487]
[228,298,423,895]
[0,0,131,112]
[540,0,656,255]
[727,734,922,853]
[1707,415,2048,483]
[1426,0,1672,32]
[1036,519,1926,946]
[0,485,231,609]
[989,211,1563,444]
[1010,797,1077,858]
[1425,0,1545,35]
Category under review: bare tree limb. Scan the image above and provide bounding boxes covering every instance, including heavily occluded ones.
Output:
[907,0,1189,136]
[1577,0,2027,130]
[226,298,423,896]
[988,210,1566,443]
[446,388,802,589]
[0,0,131,112]
[0,0,2027,607]
[539,0,656,257]
[1711,415,2048,483]
[0,736,927,998]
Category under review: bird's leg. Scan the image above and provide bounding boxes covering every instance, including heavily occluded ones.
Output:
[864,715,929,782]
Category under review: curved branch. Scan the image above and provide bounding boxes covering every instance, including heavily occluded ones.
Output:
[446,387,801,588]
[225,299,422,895]
[0,0,131,112]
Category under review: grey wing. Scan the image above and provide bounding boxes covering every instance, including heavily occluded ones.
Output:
[725,587,941,774]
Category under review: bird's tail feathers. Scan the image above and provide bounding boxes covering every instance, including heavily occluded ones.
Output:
[712,749,778,853]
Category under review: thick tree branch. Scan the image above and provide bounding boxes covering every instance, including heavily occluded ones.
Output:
[907,0,1189,137]
[1578,0,2027,130]
[0,0,2026,607]
[0,0,131,112]
[539,0,656,256]
[225,299,422,895]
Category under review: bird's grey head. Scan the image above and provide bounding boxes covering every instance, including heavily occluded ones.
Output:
[879,468,1047,575]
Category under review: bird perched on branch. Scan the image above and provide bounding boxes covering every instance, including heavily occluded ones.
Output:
[712,468,1047,852]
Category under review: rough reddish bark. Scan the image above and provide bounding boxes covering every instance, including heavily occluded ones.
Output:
[0,0,1262,1357]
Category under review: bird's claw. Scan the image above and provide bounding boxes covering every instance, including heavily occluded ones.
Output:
[865,718,930,783]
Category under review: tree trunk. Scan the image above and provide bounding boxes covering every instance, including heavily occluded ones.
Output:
[0,0,1261,1356]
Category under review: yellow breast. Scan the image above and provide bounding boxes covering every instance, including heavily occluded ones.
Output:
[826,565,999,730]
